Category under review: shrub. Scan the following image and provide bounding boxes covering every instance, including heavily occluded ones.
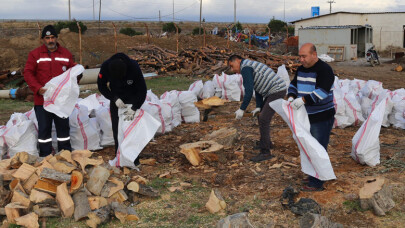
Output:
[119,27,143,36]
[192,27,203,35]
[54,20,87,34]
[162,22,181,33]
[232,21,243,33]
[267,18,287,33]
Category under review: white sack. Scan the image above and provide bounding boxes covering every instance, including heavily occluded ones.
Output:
[360,80,383,101]
[109,108,160,168]
[202,81,215,99]
[160,90,182,127]
[343,92,365,126]
[276,64,290,90]
[43,64,84,118]
[212,73,224,97]
[141,101,173,134]
[188,80,204,99]
[146,89,159,102]
[269,99,336,181]
[78,94,102,116]
[318,54,334,62]
[351,97,387,166]
[221,73,243,101]
[95,105,114,147]
[389,89,405,129]
[178,91,200,123]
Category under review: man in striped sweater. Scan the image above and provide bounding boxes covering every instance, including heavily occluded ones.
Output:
[287,43,336,191]
[229,55,287,162]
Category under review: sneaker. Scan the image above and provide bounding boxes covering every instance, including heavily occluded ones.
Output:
[250,152,274,162]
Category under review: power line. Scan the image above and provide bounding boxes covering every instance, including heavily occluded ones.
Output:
[327,0,336,14]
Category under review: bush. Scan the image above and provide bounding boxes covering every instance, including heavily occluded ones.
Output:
[119,27,143,36]
[54,20,87,34]
[162,22,181,33]
[267,18,286,33]
[192,27,203,35]
[232,21,243,33]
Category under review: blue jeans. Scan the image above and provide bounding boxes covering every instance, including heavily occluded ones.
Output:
[307,117,334,188]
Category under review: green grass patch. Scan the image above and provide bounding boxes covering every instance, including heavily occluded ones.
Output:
[0,98,33,125]
[145,76,198,96]
[343,200,367,212]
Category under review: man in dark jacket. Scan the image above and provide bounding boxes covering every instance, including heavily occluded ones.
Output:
[97,53,147,166]
[287,43,336,191]
[24,25,76,157]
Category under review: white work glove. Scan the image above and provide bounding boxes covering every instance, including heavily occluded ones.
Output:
[287,97,294,103]
[124,109,140,121]
[115,98,127,109]
[235,109,244,120]
[291,97,305,110]
[251,108,261,117]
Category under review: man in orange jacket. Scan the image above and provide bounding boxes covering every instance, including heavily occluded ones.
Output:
[24,25,76,157]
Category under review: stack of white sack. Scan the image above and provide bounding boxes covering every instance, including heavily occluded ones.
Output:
[389,88,405,129]
[221,73,244,101]
[202,81,215,99]
[178,91,200,123]
[160,90,182,128]
[361,90,394,127]
[141,100,173,134]
[78,93,109,116]
[0,113,38,158]
[188,80,204,99]
[212,73,224,98]
[69,104,102,151]
[146,89,159,102]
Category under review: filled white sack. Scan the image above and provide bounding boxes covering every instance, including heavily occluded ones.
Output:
[202,81,215,99]
[221,73,243,101]
[109,107,160,168]
[142,100,173,134]
[276,64,290,90]
[77,94,103,116]
[178,91,200,123]
[212,73,224,98]
[269,99,336,181]
[43,64,84,118]
[160,90,182,128]
[146,89,159,102]
[351,96,387,166]
[95,105,114,147]
[388,89,405,129]
[188,80,204,99]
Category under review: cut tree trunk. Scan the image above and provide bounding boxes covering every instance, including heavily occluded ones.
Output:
[127,181,159,198]
[55,150,77,166]
[9,152,38,169]
[201,127,238,147]
[56,182,74,218]
[15,212,39,228]
[180,141,224,166]
[73,189,92,221]
[205,189,226,214]
[40,168,71,183]
[86,166,110,196]
[359,177,395,216]
[70,170,83,194]
[86,205,111,228]
[34,179,61,195]
[33,205,61,217]
[299,213,343,228]
[53,161,76,174]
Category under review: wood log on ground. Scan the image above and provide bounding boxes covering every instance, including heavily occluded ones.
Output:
[23,173,39,194]
[205,189,226,214]
[139,158,156,166]
[11,189,31,208]
[86,166,110,196]
[10,179,27,194]
[107,177,124,197]
[35,160,54,176]
[201,127,238,147]
[71,150,103,173]
[86,205,111,228]
[29,189,54,204]
[127,181,159,198]
[131,175,148,185]
[5,202,28,223]
[40,168,71,183]
[0,169,16,181]
[111,202,139,223]
[53,161,76,174]
[88,196,108,210]
[217,212,254,228]
[108,190,128,203]
[15,212,39,228]
[56,183,74,218]
[33,205,61,217]
[299,213,343,228]
[12,163,37,182]
[359,177,395,216]
[73,189,91,221]
[9,152,38,169]
[55,150,77,166]
[180,141,224,166]
[34,179,61,195]
[70,170,83,194]
[100,181,116,198]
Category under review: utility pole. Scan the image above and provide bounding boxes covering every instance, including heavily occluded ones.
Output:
[234,0,236,25]
[68,0,71,21]
[283,0,285,22]
[327,0,335,14]
[199,0,202,35]
[159,10,161,22]
[98,0,101,33]
[93,0,95,20]
[173,0,174,22]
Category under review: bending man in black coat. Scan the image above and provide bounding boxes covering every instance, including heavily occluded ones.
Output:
[97,53,147,166]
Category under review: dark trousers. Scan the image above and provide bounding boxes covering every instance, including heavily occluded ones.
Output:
[34,105,71,157]
[258,90,286,152]
[308,116,335,188]
[110,102,140,164]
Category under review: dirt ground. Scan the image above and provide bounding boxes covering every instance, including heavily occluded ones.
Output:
[1,22,405,227]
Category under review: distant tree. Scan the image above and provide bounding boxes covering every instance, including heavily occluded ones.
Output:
[54,19,87,34]
[119,27,143,36]
[232,21,243,33]
[162,22,182,33]
[192,27,203,35]
[267,18,287,33]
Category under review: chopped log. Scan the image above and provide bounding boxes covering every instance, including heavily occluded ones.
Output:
[40,168,71,183]
[15,212,39,228]
[29,189,54,204]
[70,170,83,194]
[34,179,59,195]
[100,181,116,198]
[5,202,28,223]
[86,166,110,196]
[132,175,148,185]
[359,177,395,216]
[86,205,111,228]
[108,190,128,203]
[88,196,108,210]
[0,208,4,215]
[0,169,16,181]
[71,150,103,173]
[47,156,58,166]
[0,159,11,170]
[217,212,255,228]
[23,173,39,194]
[55,150,77,166]
[33,205,61,217]
[139,158,156,166]
[111,202,140,223]
[11,189,31,208]
[9,152,38,169]
[201,127,238,147]
[56,183,74,218]
[10,179,27,194]
[12,163,37,182]
[180,141,224,166]
[205,189,226,213]
[108,177,124,197]
[395,65,403,72]
[53,161,76,174]
[127,181,159,198]
[73,189,91,221]
[35,160,54,176]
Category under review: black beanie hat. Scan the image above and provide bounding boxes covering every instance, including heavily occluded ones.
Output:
[41,25,58,38]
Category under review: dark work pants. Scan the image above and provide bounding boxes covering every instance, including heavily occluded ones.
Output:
[258,90,286,152]
[34,105,71,157]
[307,116,335,188]
[110,102,140,164]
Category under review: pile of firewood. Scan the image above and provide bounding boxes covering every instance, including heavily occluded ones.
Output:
[128,45,300,76]
[0,69,24,90]
[0,151,159,228]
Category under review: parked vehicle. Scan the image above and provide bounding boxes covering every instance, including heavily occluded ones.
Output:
[366,45,380,67]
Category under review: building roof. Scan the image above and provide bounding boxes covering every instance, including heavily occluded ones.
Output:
[299,25,371,30]
[290,11,405,23]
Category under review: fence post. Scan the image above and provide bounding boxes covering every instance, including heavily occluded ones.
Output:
[76,22,82,65]
[227,24,234,49]
[285,25,289,53]
[203,26,207,48]
[173,23,179,54]
[36,22,41,45]
[267,26,271,52]
[143,23,150,44]
[112,22,117,53]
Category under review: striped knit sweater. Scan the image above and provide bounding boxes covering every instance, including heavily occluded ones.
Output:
[287,59,335,123]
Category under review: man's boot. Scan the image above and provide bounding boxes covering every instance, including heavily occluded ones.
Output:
[250,149,274,162]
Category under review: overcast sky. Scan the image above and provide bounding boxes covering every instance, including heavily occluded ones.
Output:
[1,0,404,23]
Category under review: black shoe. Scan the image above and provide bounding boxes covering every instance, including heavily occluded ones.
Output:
[250,152,274,162]
[253,141,273,150]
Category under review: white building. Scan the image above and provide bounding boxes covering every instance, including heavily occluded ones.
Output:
[291,12,405,52]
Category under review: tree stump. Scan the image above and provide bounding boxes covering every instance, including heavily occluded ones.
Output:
[180,141,224,166]
[201,127,238,147]
[359,177,395,216]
